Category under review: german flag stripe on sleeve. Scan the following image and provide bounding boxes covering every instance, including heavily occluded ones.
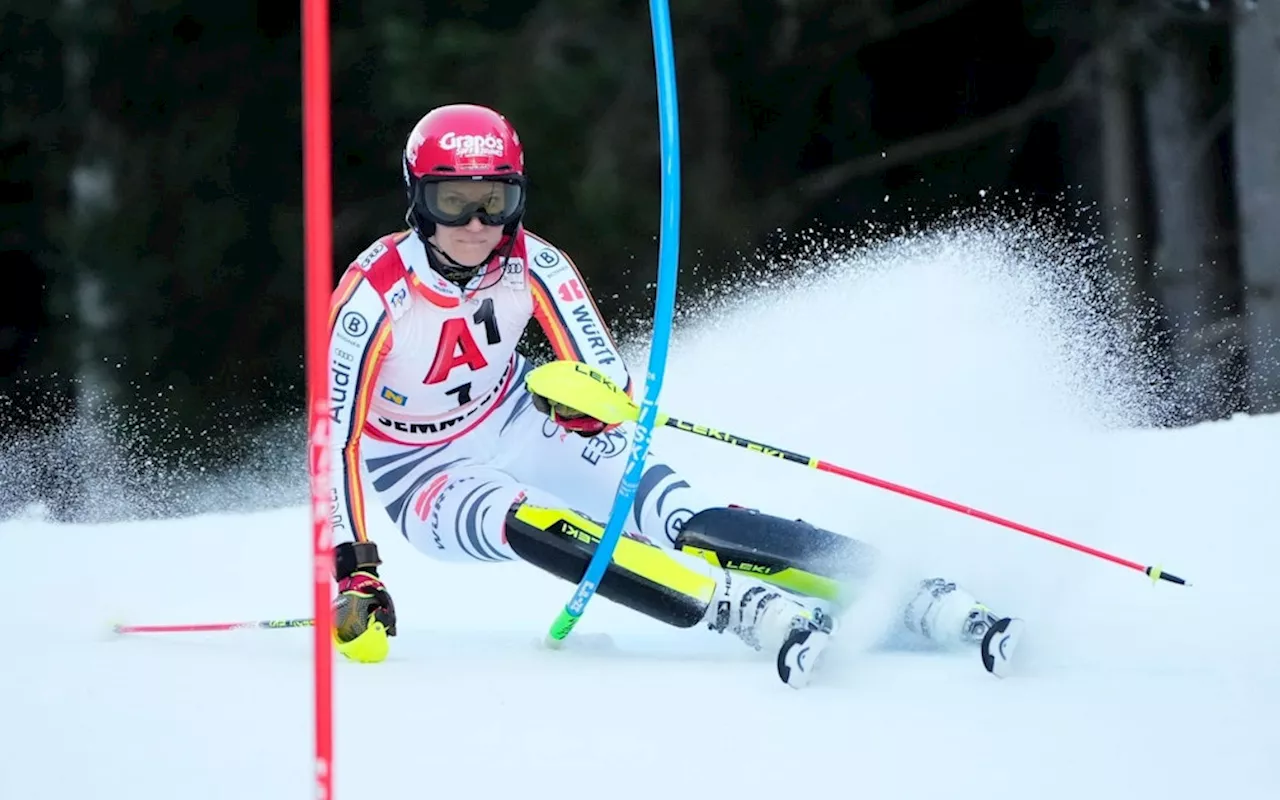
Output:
[525,236,633,396]
[530,278,584,362]
[329,268,364,331]
[327,274,392,545]
[340,316,391,542]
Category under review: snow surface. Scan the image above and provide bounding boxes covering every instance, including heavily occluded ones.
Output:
[4,225,1278,799]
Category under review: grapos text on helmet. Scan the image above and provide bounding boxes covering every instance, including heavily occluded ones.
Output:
[438,132,505,158]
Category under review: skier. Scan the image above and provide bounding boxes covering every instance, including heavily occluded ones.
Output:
[324,103,1017,687]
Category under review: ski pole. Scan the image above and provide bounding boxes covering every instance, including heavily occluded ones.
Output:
[525,360,1191,587]
[657,416,1188,585]
[112,617,315,635]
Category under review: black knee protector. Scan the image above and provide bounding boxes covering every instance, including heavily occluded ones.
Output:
[674,506,879,602]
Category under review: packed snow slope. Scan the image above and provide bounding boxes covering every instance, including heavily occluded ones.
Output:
[4,224,1278,800]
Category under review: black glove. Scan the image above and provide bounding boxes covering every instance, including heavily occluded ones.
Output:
[332,541,396,662]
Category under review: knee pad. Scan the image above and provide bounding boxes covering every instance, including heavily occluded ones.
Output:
[674,506,879,605]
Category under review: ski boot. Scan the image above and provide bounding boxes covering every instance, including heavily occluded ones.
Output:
[902,578,1023,677]
[708,570,838,689]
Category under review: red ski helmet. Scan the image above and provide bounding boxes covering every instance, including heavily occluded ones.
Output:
[402,104,527,237]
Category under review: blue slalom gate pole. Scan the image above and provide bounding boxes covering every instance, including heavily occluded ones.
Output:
[545,0,682,644]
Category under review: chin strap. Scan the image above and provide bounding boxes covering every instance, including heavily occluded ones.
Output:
[427,241,489,284]
[424,230,520,289]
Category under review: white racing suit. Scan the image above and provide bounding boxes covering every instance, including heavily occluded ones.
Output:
[326,226,703,561]
[326,226,1001,661]
[360,369,704,562]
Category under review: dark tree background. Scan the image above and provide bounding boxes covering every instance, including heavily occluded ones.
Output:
[2,0,1276,520]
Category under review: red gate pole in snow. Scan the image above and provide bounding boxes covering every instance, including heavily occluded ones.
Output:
[303,0,334,796]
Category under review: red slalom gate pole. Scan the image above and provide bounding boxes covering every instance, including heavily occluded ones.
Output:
[303,0,334,798]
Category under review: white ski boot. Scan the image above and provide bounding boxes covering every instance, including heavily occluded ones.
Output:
[707,571,836,688]
[903,578,1023,677]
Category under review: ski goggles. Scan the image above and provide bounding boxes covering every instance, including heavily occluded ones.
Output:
[415,177,525,228]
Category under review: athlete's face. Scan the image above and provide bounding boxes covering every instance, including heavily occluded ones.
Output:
[429,182,505,266]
